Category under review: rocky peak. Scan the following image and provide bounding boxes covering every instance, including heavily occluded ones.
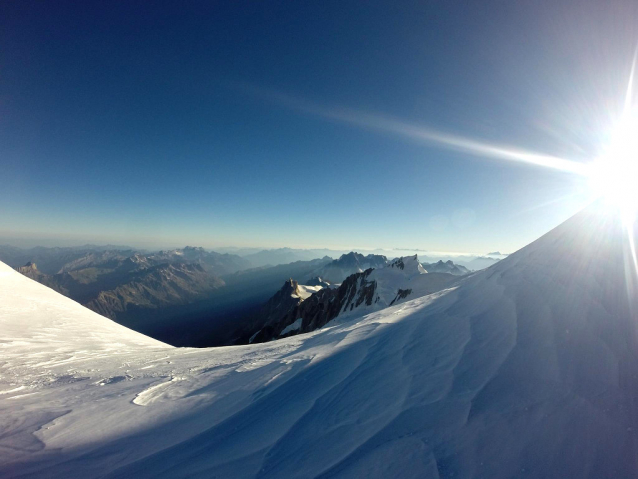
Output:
[279,278,301,297]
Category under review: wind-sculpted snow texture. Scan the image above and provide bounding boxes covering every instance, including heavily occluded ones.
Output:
[2,204,638,478]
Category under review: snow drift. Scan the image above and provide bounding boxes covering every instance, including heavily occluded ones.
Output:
[1,203,638,478]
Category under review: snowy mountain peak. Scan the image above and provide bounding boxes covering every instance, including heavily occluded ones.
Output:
[388,254,426,277]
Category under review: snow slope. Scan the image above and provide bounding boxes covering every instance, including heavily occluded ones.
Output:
[293,284,324,300]
[2,203,638,478]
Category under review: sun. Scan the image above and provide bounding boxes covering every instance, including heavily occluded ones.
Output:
[588,107,638,221]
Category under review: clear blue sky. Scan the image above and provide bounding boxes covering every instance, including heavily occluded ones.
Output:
[1,0,636,253]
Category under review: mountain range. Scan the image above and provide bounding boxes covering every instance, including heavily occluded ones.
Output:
[421,259,471,275]
[242,255,462,344]
[6,249,232,322]
[5,247,336,347]
[1,203,637,477]
[308,252,389,283]
[3,243,476,348]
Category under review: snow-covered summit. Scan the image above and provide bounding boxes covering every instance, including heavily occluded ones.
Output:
[387,254,426,277]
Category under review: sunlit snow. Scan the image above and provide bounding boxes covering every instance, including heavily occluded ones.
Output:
[1,203,638,478]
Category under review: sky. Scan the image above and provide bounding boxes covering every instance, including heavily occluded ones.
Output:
[1,0,637,254]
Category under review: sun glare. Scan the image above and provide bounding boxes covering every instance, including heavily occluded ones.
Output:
[588,107,638,221]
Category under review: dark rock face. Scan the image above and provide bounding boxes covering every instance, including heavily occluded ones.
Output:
[390,258,405,270]
[237,278,306,342]
[389,288,412,306]
[247,269,379,344]
[242,255,461,345]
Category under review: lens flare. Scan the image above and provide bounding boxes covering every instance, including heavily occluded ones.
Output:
[588,108,638,221]
[588,45,638,224]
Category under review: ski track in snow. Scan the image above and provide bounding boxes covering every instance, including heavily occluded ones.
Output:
[2,205,638,478]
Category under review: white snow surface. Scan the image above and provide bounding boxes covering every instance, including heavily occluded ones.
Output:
[2,204,638,478]
[367,254,433,306]
[292,284,324,300]
[280,318,304,336]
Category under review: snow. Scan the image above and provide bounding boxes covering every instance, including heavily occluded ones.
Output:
[280,318,303,336]
[2,203,638,477]
[292,284,323,300]
[332,254,459,321]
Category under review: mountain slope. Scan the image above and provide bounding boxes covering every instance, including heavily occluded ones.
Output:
[147,246,252,275]
[86,263,225,320]
[2,204,638,478]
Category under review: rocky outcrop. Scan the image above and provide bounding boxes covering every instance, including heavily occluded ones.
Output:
[389,288,412,306]
[238,279,308,342]
[16,262,70,295]
[247,268,379,343]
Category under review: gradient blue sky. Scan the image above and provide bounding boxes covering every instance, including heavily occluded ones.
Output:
[1,0,636,253]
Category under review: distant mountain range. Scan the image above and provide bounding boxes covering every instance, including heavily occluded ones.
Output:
[2,243,494,348]
[11,252,228,321]
[309,252,389,283]
[1,245,250,324]
[215,246,505,270]
[421,259,470,275]
[1,244,336,347]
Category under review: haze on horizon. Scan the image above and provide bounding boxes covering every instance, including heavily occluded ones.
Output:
[1,0,636,254]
